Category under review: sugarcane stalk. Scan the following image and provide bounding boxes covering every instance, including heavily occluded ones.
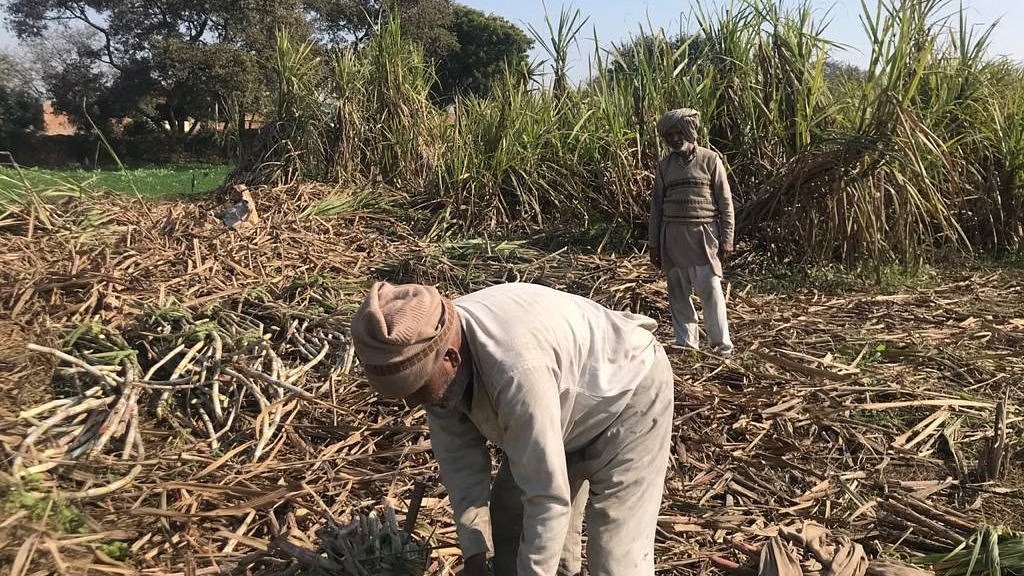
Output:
[122,397,141,460]
[890,493,976,533]
[19,396,113,452]
[215,389,243,437]
[18,398,75,420]
[68,428,100,459]
[132,423,145,460]
[284,341,329,385]
[342,338,356,374]
[196,405,220,452]
[209,331,225,421]
[65,464,142,499]
[88,397,129,457]
[52,423,87,449]
[881,500,966,546]
[252,401,280,462]
[157,339,207,419]
[26,344,123,386]
[142,343,186,380]
[113,382,140,439]
[18,460,62,476]
[231,364,317,401]
[404,480,428,537]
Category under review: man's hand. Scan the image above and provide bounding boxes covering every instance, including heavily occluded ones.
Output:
[719,241,734,260]
[461,553,488,576]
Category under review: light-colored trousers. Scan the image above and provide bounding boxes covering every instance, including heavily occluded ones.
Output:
[489,346,674,575]
[666,264,733,351]
[491,462,587,575]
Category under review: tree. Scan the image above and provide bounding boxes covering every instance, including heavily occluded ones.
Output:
[430,5,533,104]
[824,59,865,84]
[304,0,457,57]
[602,32,699,82]
[303,1,532,104]
[41,52,111,131]
[3,0,309,136]
[0,53,44,142]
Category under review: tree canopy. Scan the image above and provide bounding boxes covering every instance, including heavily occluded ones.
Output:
[3,0,534,136]
[0,53,44,142]
[4,0,308,134]
[431,5,533,104]
[305,0,457,55]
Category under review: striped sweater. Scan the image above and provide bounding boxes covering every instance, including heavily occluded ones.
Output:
[648,146,735,254]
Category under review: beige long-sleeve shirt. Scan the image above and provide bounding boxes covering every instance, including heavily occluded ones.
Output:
[425,283,659,576]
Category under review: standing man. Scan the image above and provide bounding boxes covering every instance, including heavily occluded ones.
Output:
[648,108,735,356]
[351,281,674,576]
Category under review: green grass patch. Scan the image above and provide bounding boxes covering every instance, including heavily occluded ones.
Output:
[1,475,87,534]
[0,165,229,200]
[96,540,131,561]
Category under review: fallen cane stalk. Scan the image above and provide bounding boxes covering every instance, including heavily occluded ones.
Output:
[18,460,64,477]
[50,423,87,450]
[284,341,329,385]
[215,390,243,438]
[261,343,286,382]
[142,343,186,381]
[252,402,281,462]
[26,344,123,386]
[210,331,225,421]
[132,424,145,460]
[68,409,106,454]
[341,339,355,374]
[113,384,140,439]
[18,398,75,420]
[229,365,316,401]
[233,375,272,460]
[122,397,142,460]
[14,396,114,475]
[65,465,143,500]
[197,405,220,453]
[89,378,136,458]
[157,339,207,419]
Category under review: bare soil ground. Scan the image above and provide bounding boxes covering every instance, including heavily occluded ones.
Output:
[1,186,1021,575]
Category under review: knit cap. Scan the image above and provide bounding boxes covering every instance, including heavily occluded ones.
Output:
[351,281,455,398]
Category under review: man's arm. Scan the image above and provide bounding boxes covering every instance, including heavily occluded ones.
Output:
[493,365,572,576]
[711,155,735,253]
[426,407,493,560]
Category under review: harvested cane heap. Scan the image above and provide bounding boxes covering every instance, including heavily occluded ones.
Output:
[1,185,1022,575]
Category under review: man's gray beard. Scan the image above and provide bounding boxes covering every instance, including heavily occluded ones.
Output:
[430,373,467,411]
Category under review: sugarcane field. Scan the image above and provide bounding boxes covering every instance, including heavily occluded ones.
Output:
[1,0,1023,575]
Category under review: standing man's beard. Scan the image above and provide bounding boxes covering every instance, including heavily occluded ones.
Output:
[671,142,695,156]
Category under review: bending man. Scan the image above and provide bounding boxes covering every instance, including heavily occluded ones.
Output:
[351,281,674,576]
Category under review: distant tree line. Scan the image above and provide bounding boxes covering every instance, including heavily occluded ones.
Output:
[0,0,533,157]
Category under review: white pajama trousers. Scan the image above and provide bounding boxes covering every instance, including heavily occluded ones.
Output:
[489,346,674,575]
[666,264,733,352]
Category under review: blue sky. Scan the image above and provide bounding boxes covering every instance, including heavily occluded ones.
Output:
[3,1,1023,75]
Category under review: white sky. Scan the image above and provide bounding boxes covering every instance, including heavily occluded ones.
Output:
[461,0,1024,78]
[3,0,1021,76]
